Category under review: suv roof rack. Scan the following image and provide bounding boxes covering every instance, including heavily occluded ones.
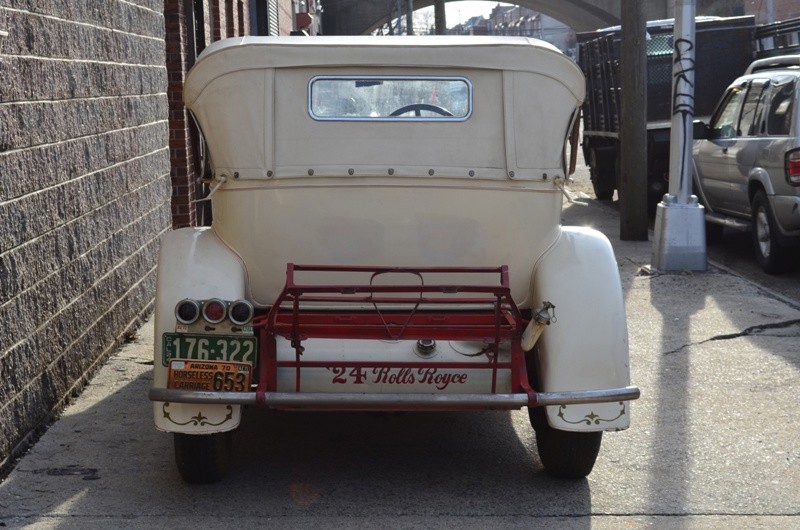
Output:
[745,54,800,74]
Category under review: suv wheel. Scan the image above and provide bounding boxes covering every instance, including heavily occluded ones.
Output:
[751,190,787,274]
[174,431,233,484]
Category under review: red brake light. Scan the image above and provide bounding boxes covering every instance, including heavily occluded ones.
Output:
[202,299,227,324]
[787,149,800,186]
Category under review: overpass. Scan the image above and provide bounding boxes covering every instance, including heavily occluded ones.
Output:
[322,0,673,35]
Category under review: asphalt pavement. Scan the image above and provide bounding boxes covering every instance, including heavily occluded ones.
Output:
[1,192,799,529]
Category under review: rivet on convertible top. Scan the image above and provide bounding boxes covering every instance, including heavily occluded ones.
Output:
[542,173,548,180]
[469,170,475,177]
[428,169,435,176]
[508,171,515,178]
[388,168,395,175]
[267,170,274,178]
[348,168,354,175]
[233,172,239,179]
[308,169,314,176]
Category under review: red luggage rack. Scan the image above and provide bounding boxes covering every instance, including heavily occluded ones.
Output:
[250,264,535,410]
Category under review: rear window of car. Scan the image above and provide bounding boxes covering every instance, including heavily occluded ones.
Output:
[766,78,796,136]
[308,76,472,121]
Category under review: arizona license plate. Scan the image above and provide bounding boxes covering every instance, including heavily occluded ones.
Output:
[167,360,253,392]
[162,333,256,366]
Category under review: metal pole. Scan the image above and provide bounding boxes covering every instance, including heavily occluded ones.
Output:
[434,0,446,35]
[651,0,707,271]
[668,2,695,204]
[619,0,649,241]
[406,0,414,35]
[396,0,402,34]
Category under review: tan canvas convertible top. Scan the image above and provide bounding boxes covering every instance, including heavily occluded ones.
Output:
[183,36,585,182]
[184,36,584,105]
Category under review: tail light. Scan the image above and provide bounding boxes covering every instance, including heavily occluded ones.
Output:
[202,299,227,324]
[786,148,800,186]
[228,300,254,325]
[175,299,201,324]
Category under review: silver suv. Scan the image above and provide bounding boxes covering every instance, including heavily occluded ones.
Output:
[693,55,800,273]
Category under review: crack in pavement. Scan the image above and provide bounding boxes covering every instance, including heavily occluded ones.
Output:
[664,319,800,355]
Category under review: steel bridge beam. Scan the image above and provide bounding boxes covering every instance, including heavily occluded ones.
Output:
[322,0,670,35]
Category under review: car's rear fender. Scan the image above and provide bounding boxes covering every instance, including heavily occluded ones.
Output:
[531,226,632,432]
[152,227,248,434]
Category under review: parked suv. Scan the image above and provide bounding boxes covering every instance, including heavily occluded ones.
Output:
[693,55,800,273]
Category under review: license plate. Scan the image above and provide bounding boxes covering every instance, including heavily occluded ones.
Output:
[162,333,257,366]
[168,360,252,392]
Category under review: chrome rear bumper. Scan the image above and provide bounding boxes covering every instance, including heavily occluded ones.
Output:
[149,385,640,409]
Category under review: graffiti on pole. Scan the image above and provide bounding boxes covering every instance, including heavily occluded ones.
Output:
[672,37,696,190]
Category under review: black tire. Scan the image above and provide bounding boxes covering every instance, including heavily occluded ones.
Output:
[751,190,787,274]
[525,351,602,478]
[529,406,603,479]
[705,222,724,246]
[589,148,615,200]
[174,431,232,484]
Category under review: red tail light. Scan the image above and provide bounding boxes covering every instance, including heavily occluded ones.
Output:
[202,299,227,324]
[787,148,800,186]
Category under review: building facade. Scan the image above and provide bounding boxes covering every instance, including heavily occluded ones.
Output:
[0,0,172,473]
[0,0,317,475]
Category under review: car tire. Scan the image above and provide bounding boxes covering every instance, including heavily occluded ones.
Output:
[705,222,724,245]
[526,351,602,478]
[529,406,603,479]
[589,148,615,200]
[751,190,787,274]
[174,431,232,484]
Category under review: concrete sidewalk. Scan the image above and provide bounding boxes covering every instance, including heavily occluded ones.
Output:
[1,197,798,528]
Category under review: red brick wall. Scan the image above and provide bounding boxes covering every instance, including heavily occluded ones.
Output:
[165,0,198,228]
[165,0,294,228]
[164,0,252,228]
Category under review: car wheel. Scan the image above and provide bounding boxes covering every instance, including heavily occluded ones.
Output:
[751,190,787,274]
[174,431,232,484]
[589,148,615,200]
[529,406,603,479]
[705,222,724,245]
[525,351,602,478]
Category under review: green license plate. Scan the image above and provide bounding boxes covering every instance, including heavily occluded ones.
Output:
[162,333,257,367]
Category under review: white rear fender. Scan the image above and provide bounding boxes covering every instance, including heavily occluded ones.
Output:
[531,226,631,432]
[152,227,248,434]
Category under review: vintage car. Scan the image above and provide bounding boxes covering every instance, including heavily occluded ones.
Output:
[149,36,640,483]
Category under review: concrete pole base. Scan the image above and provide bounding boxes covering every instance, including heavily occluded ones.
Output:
[651,194,707,271]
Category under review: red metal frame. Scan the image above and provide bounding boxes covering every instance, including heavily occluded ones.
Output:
[252,264,535,408]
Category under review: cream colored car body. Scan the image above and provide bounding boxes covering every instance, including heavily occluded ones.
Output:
[151,36,633,436]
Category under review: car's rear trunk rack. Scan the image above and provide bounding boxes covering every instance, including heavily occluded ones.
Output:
[250,264,531,405]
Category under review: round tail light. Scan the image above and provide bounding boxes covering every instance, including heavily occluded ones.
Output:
[228,300,254,326]
[202,299,227,324]
[175,299,200,324]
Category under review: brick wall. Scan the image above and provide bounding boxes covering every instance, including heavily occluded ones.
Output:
[0,1,171,472]
[166,0,299,230]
